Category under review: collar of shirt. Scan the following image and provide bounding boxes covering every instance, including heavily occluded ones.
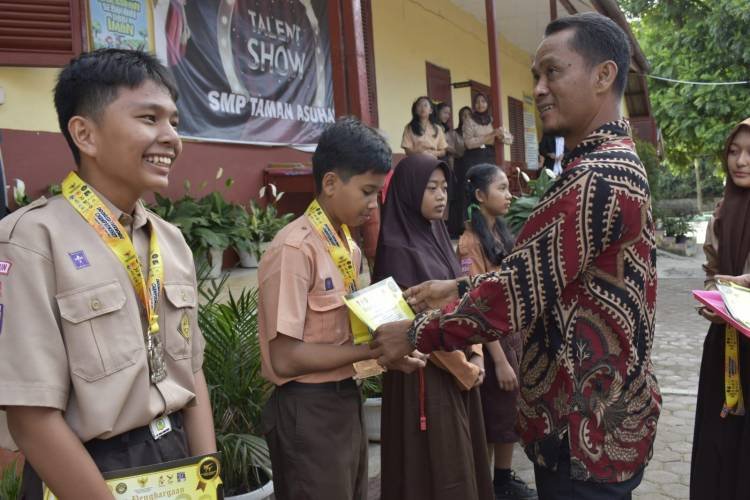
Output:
[85,185,149,234]
[562,119,631,169]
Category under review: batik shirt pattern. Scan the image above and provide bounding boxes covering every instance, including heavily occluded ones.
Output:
[411,121,661,482]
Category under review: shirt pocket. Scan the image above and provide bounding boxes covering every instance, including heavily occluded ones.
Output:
[304,290,351,345]
[56,280,140,382]
[162,282,196,361]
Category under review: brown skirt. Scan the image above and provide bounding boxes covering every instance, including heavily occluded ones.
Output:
[480,333,523,444]
[690,324,750,500]
[380,360,493,500]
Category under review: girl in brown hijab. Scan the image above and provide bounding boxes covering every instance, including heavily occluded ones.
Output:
[374,154,493,500]
[691,118,750,500]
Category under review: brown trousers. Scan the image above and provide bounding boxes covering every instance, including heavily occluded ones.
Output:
[20,412,189,500]
[262,380,368,500]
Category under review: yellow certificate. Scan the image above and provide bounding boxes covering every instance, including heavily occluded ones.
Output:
[44,453,223,500]
[343,277,415,335]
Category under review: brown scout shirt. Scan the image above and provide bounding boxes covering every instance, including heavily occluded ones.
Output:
[0,192,204,450]
[462,115,495,150]
[401,123,448,156]
[258,214,361,386]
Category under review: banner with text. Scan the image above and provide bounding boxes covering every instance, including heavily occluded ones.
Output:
[153,0,334,146]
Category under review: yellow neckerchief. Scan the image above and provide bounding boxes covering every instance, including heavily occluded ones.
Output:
[304,199,369,344]
[61,171,164,337]
[722,325,745,417]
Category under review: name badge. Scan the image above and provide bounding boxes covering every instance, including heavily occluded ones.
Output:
[149,415,173,440]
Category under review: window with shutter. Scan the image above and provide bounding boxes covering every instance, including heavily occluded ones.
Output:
[0,0,83,67]
[507,96,526,165]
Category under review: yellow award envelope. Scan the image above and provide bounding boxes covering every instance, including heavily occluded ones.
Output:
[43,453,223,500]
[343,277,415,335]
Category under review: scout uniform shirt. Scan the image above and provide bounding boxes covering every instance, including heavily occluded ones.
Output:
[258,214,361,385]
[0,192,204,450]
[401,123,448,156]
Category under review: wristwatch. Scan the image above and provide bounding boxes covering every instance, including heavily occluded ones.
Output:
[457,277,471,297]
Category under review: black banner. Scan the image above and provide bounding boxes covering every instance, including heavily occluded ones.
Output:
[155,0,334,146]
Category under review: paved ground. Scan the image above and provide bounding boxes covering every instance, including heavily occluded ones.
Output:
[367,248,709,500]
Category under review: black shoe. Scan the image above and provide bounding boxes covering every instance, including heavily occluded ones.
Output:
[494,471,537,500]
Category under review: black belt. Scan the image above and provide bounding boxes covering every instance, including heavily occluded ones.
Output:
[84,411,184,456]
[281,379,358,392]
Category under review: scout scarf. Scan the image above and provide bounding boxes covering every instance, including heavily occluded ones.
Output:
[62,172,167,383]
[304,199,370,344]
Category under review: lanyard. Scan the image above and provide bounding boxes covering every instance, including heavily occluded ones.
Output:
[304,199,370,344]
[722,325,745,417]
[61,171,167,383]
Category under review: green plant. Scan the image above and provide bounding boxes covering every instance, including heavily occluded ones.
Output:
[506,168,556,234]
[663,216,692,238]
[12,179,29,207]
[0,460,22,500]
[199,277,272,495]
[240,184,294,256]
[361,374,382,399]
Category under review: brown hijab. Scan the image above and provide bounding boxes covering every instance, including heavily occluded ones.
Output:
[715,118,750,275]
[373,154,461,288]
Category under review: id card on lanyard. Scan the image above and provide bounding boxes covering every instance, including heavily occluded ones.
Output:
[61,172,167,383]
[304,199,370,344]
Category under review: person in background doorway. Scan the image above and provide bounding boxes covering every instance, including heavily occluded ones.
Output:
[457,93,512,237]
[539,133,565,174]
[448,106,473,238]
[402,96,447,158]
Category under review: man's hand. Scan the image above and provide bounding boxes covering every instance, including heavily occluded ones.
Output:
[383,353,427,374]
[370,320,414,365]
[404,279,458,313]
[495,360,519,391]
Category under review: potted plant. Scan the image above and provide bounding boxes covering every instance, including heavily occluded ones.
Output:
[196,191,246,277]
[664,216,692,244]
[235,184,294,268]
[361,375,383,442]
[199,276,274,498]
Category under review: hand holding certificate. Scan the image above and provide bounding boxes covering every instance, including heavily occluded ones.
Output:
[344,277,416,343]
[693,278,750,337]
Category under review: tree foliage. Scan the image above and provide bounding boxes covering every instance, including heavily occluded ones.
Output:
[621,0,750,172]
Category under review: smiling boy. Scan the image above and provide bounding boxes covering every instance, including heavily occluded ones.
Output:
[0,49,215,499]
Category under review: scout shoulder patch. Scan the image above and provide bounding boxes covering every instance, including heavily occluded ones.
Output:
[0,261,10,275]
[178,312,191,341]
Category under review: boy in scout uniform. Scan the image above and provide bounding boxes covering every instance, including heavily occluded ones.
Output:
[258,117,424,500]
[0,49,216,498]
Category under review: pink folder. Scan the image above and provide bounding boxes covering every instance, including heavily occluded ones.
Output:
[692,290,750,338]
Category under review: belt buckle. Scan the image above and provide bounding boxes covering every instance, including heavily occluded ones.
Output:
[149,415,173,440]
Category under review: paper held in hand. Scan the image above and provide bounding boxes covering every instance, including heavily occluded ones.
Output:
[693,279,750,337]
[344,277,416,338]
[347,277,416,380]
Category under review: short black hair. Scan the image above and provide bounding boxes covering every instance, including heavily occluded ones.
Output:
[54,48,178,165]
[545,12,631,95]
[312,117,392,193]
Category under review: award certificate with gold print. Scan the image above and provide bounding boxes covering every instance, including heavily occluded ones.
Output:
[43,453,223,500]
[343,277,415,334]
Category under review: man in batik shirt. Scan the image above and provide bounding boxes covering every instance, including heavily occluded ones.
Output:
[374,12,661,499]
